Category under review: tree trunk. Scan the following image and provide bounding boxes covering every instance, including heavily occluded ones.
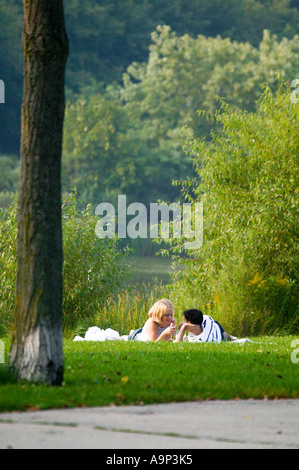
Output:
[9,1,68,385]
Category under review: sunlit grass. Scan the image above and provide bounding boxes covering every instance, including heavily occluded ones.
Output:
[0,335,298,412]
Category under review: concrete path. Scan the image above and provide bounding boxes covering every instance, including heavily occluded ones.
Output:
[0,399,298,449]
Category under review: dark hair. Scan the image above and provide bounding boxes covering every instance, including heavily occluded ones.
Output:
[183,308,203,325]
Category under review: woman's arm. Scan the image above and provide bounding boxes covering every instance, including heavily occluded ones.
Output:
[156,323,176,342]
[143,319,176,342]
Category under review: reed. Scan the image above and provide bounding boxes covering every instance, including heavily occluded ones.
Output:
[93,282,172,335]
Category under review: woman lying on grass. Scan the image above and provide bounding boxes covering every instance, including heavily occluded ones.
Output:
[74,302,238,344]
[174,308,238,343]
[129,298,177,342]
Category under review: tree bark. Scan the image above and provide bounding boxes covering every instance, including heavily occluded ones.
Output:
[9,1,68,385]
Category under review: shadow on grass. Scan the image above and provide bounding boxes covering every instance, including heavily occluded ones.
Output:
[0,364,17,385]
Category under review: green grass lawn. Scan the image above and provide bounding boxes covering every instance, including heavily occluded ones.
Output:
[0,335,298,412]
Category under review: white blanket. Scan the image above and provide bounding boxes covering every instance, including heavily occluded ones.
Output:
[73,326,255,344]
[73,326,128,342]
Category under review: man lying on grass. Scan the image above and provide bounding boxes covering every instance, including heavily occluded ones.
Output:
[174,308,238,343]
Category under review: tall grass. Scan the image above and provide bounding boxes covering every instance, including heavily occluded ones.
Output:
[166,256,299,338]
[72,282,172,338]
[0,193,131,337]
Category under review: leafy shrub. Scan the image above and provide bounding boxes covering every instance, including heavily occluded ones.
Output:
[166,83,299,336]
[0,192,131,336]
[62,191,131,332]
[0,200,17,336]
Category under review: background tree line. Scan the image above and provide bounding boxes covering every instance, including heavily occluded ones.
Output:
[63,27,299,208]
[1,0,298,208]
[1,0,298,154]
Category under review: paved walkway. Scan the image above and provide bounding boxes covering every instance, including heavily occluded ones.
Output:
[0,399,298,449]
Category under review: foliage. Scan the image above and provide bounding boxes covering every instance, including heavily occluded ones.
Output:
[1,0,299,153]
[122,26,299,138]
[166,84,299,336]
[0,200,17,336]
[62,91,143,206]
[62,28,299,208]
[57,0,299,93]
[0,193,131,336]
[62,191,131,332]
[64,0,299,88]
[0,155,20,209]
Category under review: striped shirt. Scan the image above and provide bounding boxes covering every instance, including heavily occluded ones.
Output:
[185,315,223,343]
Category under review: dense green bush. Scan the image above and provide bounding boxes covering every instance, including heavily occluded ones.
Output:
[62,28,299,207]
[0,192,131,336]
[0,155,20,209]
[166,84,299,336]
[0,200,17,336]
[62,192,131,332]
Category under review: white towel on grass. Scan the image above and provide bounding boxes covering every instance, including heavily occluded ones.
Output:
[73,326,128,342]
[73,326,255,344]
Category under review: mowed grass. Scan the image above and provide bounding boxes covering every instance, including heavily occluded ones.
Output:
[0,335,298,412]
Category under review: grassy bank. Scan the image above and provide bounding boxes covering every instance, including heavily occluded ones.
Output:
[0,335,298,412]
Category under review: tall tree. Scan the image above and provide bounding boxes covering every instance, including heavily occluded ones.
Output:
[9,1,69,385]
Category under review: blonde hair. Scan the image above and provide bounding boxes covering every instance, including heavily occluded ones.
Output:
[148,299,173,324]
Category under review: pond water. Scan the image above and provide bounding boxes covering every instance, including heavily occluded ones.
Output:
[125,256,175,287]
